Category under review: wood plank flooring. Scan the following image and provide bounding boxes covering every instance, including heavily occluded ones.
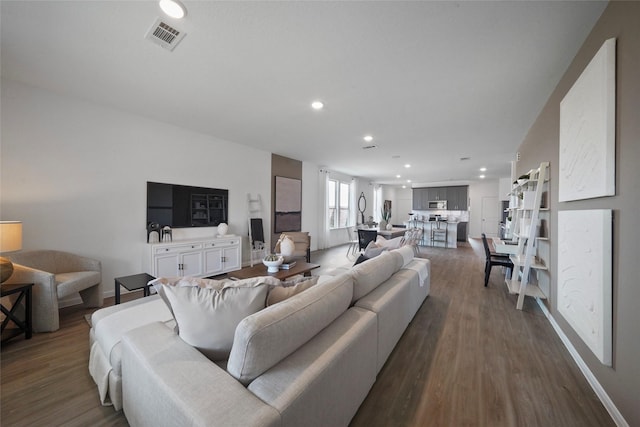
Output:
[1,240,614,426]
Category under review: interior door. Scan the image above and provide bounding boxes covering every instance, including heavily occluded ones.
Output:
[481,196,500,237]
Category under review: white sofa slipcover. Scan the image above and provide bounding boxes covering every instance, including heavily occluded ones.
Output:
[88,245,431,425]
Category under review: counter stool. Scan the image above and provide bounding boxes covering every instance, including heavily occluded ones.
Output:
[430,222,448,248]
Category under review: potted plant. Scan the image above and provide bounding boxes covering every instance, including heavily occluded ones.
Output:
[380,209,392,230]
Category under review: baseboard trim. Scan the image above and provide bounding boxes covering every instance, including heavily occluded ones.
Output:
[536,298,629,427]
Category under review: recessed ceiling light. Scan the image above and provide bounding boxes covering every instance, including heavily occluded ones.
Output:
[396,175,401,179]
[404,164,411,168]
[480,167,487,172]
[311,101,324,110]
[479,175,486,179]
[363,135,373,142]
[159,0,186,19]
[402,185,407,189]
[407,179,412,183]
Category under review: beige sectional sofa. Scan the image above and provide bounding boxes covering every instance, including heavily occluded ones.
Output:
[89,245,430,426]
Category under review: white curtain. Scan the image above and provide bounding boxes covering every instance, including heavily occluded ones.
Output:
[317,168,331,250]
[350,178,357,227]
[373,185,382,222]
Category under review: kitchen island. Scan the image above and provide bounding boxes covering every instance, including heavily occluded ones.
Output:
[406,219,461,248]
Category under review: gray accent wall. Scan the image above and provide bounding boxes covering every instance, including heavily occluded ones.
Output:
[516,2,639,424]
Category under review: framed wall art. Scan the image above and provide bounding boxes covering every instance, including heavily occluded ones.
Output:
[274,176,301,233]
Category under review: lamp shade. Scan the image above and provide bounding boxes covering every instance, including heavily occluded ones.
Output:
[0,221,23,252]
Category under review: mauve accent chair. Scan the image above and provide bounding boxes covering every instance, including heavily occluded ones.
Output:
[5,250,102,332]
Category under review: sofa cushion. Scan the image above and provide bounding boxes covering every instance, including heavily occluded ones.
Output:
[159,281,270,361]
[266,276,318,306]
[248,307,377,427]
[393,245,415,267]
[227,273,353,385]
[349,251,400,303]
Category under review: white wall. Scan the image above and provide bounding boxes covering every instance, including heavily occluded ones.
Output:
[1,79,274,304]
[394,187,413,225]
[498,177,512,201]
[467,180,501,238]
[301,161,320,251]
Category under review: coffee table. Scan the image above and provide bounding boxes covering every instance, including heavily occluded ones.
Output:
[227,261,320,281]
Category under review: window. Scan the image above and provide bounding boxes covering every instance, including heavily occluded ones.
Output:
[328,179,351,228]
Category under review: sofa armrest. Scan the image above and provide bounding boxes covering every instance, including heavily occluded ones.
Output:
[4,264,60,332]
[121,322,281,427]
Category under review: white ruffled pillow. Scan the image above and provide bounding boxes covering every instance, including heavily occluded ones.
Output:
[375,235,404,250]
[152,277,276,361]
[363,241,387,258]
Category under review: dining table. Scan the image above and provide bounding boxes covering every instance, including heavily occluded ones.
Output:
[376,227,407,239]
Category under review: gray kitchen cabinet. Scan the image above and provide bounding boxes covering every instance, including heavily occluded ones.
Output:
[427,187,447,201]
[412,188,423,210]
[447,186,468,210]
[457,222,467,241]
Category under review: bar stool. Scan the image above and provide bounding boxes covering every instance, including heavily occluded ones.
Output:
[430,221,448,248]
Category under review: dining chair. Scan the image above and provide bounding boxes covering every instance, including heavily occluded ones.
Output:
[481,233,513,287]
[346,227,359,256]
[357,229,378,252]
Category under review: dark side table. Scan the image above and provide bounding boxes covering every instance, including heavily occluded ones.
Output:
[1,282,33,344]
[115,273,156,304]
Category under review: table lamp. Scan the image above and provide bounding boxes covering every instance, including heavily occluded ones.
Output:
[0,221,23,283]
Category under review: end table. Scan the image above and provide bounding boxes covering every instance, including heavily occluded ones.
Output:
[114,273,156,304]
[1,282,33,344]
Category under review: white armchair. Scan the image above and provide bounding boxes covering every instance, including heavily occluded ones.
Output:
[5,250,102,332]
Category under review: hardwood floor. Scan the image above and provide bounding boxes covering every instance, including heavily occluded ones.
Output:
[0,240,614,426]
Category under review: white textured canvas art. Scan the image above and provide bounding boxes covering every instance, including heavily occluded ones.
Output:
[559,38,615,202]
[557,209,612,365]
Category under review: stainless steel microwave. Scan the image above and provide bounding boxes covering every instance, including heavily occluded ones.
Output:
[428,200,447,210]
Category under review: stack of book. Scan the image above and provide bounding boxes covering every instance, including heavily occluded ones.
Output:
[279,260,297,270]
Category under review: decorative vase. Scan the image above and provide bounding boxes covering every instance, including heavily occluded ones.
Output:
[217,222,228,236]
[279,235,295,257]
[386,223,393,230]
[379,220,387,230]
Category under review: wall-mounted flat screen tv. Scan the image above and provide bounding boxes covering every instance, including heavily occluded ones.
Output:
[147,181,228,228]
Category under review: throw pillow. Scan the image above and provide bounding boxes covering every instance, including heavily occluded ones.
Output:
[156,280,270,361]
[363,240,387,258]
[266,276,319,306]
[353,254,369,266]
[375,235,404,250]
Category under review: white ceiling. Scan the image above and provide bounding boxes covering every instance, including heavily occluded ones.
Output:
[1,1,607,186]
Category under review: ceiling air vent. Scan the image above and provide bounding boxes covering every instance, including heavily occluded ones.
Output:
[362,144,377,150]
[145,18,186,51]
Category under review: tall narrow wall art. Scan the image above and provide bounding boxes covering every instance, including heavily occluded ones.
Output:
[559,38,616,202]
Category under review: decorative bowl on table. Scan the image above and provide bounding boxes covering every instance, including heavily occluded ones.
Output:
[262,255,284,273]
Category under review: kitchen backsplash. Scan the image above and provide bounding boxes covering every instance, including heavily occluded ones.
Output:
[408,210,470,222]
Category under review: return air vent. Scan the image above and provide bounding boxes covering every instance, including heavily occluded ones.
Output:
[145,18,186,51]
[362,144,377,150]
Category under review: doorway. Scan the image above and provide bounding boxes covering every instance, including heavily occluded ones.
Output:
[481,196,500,237]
